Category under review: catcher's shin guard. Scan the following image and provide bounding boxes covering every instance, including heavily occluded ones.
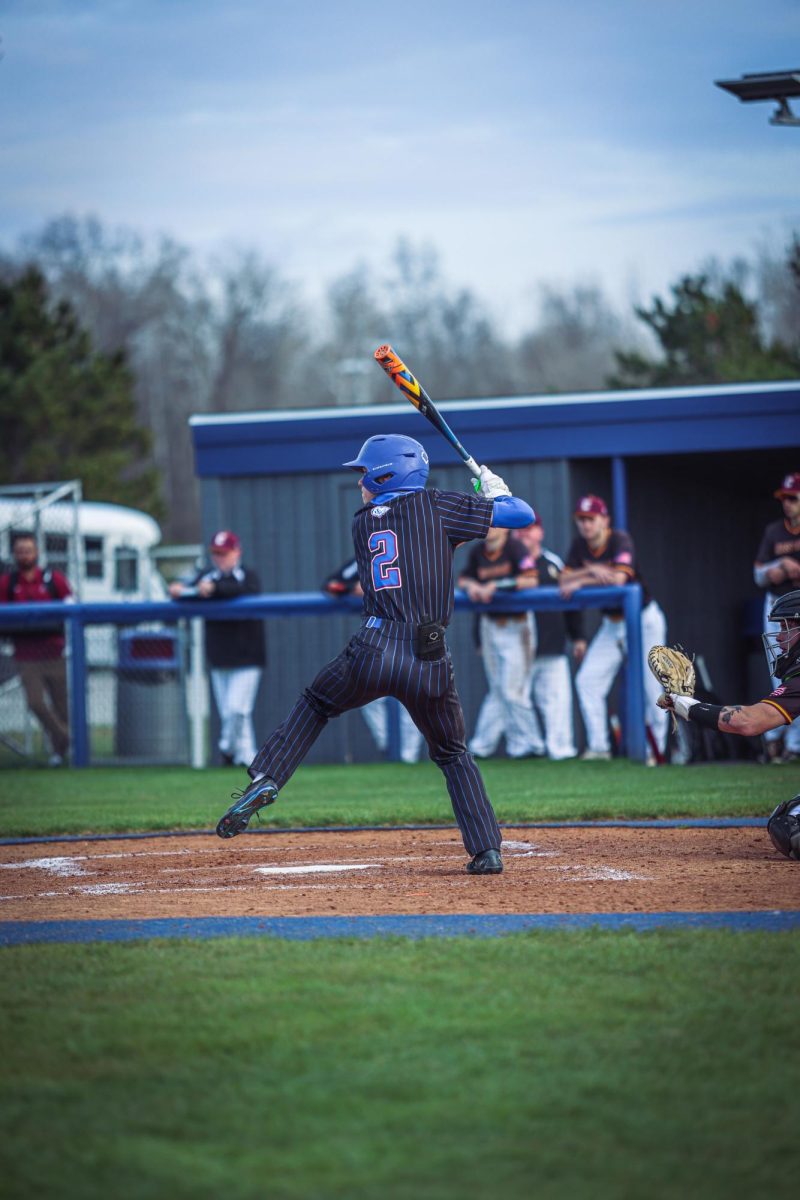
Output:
[216,777,278,839]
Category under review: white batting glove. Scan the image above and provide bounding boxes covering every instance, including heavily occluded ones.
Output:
[478,465,511,499]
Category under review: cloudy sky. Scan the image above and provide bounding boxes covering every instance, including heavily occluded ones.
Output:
[1,0,798,330]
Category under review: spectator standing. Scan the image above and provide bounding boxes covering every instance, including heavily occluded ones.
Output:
[754,472,800,762]
[513,520,578,760]
[322,557,423,763]
[170,530,265,766]
[0,533,72,765]
[559,495,667,762]
[458,525,540,759]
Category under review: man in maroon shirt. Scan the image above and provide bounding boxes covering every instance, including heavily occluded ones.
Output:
[0,533,72,764]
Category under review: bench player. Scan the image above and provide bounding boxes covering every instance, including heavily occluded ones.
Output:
[216,433,535,875]
[559,494,667,762]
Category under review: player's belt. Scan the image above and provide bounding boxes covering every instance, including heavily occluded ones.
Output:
[360,616,448,640]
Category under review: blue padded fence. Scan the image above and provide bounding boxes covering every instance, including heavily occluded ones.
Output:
[0,584,646,765]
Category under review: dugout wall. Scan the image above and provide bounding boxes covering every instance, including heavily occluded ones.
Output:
[190,380,800,764]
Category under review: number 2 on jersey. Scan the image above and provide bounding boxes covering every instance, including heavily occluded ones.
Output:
[368,530,402,591]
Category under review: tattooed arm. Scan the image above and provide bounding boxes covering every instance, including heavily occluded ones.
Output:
[662,696,788,736]
[716,701,787,737]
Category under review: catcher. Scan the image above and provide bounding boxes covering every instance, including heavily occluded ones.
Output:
[649,589,800,861]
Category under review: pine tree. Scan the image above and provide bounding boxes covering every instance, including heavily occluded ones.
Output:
[608,271,800,389]
[0,267,162,514]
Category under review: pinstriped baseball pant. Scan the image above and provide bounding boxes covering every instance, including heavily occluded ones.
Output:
[249,621,502,856]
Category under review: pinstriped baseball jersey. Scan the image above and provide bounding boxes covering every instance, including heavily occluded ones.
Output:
[353,489,493,625]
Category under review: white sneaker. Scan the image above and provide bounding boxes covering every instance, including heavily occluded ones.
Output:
[580,749,612,761]
[48,754,64,767]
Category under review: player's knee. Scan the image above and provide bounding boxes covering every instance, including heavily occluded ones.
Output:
[302,686,341,720]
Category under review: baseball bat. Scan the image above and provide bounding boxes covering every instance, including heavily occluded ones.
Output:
[373,344,481,479]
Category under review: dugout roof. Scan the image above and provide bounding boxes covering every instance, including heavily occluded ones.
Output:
[190,380,800,479]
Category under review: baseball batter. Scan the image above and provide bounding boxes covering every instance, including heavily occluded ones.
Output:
[216,433,535,875]
[560,494,667,761]
[458,527,539,759]
[754,472,800,760]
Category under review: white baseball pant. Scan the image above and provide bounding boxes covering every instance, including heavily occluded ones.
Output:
[527,654,578,760]
[575,600,668,755]
[469,613,539,758]
[211,666,262,765]
[763,593,800,751]
[360,697,424,763]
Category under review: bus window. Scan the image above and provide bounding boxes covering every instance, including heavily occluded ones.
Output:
[84,536,104,580]
[114,546,138,593]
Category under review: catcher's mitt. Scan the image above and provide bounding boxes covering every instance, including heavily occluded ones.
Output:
[647,644,696,730]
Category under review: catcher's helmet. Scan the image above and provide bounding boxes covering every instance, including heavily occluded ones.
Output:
[767,794,800,861]
[763,589,800,680]
[343,434,429,497]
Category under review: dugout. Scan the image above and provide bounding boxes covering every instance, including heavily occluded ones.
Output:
[190,380,800,764]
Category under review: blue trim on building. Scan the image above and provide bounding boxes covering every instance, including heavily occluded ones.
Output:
[189,382,800,478]
[2,910,798,945]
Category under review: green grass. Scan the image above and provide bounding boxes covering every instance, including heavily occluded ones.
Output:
[1,759,798,838]
[1,932,798,1200]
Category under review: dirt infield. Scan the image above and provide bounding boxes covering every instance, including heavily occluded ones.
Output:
[1,825,798,922]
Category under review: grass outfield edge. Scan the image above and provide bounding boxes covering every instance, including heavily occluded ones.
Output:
[2,911,800,945]
[0,816,769,847]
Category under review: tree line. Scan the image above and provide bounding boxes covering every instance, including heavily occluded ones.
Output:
[1,216,798,541]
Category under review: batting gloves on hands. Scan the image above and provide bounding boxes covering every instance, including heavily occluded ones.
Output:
[478,465,511,500]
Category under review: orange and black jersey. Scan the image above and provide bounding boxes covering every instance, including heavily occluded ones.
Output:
[563,528,652,615]
[756,518,800,597]
[762,674,800,725]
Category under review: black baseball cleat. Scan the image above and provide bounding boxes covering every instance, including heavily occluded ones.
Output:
[466,848,503,875]
[216,777,278,839]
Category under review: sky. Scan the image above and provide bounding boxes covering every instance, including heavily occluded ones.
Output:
[1,0,799,333]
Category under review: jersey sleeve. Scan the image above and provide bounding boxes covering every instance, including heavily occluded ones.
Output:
[436,490,493,545]
[322,558,360,595]
[608,531,636,580]
[761,678,800,724]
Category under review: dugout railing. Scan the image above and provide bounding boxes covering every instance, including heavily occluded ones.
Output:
[0,585,646,766]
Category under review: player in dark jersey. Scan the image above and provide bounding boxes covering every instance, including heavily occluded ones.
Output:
[659,590,800,859]
[458,527,539,759]
[216,434,535,875]
[754,472,800,761]
[559,494,667,762]
[514,519,579,760]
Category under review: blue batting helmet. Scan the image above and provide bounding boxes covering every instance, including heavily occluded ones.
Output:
[343,434,429,496]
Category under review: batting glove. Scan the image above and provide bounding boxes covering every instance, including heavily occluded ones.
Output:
[478,465,512,499]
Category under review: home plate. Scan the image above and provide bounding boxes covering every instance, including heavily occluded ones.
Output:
[254,863,382,876]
